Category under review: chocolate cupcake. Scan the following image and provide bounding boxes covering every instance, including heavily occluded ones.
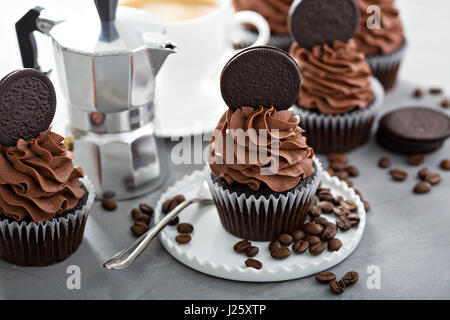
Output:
[207,46,322,241]
[0,69,94,266]
[288,0,384,153]
[353,0,406,91]
[233,0,294,51]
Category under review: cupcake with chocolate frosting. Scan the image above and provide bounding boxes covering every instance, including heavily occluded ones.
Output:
[0,69,94,266]
[353,0,406,91]
[233,0,294,51]
[288,0,384,153]
[207,46,322,241]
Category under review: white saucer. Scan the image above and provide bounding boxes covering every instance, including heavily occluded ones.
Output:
[155,168,366,282]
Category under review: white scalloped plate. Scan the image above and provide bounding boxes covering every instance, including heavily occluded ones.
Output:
[155,167,366,282]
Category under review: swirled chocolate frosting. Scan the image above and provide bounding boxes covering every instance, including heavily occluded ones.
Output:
[233,0,293,34]
[353,0,404,55]
[0,130,85,223]
[209,106,315,192]
[289,40,374,114]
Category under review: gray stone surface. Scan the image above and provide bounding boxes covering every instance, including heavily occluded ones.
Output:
[0,0,449,300]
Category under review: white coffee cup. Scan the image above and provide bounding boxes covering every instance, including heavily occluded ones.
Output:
[151,0,270,137]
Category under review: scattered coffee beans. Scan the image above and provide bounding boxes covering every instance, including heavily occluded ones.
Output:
[441,159,450,170]
[328,153,348,164]
[418,168,432,179]
[162,194,186,214]
[378,157,391,168]
[168,216,179,226]
[346,165,359,177]
[292,240,309,254]
[131,221,148,236]
[305,235,321,246]
[341,271,359,286]
[329,280,345,294]
[309,242,326,256]
[102,190,116,199]
[335,170,350,180]
[390,169,408,181]
[328,238,342,251]
[413,181,432,194]
[270,247,291,260]
[321,223,337,241]
[363,201,370,213]
[139,204,154,216]
[315,272,336,283]
[319,201,334,213]
[336,215,351,231]
[278,233,294,246]
[430,87,442,94]
[234,240,252,253]
[308,206,322,218]
[441,98,450,108]
[135,212,150,225]
[177,223,194,234]
[304,222,324,236]
[291,229,306,241]
[408,154,424,166]
[102,199,117,211]
[131,208,142,220]
[413,88,424,98]
[245,258,262,270]
[175,234,191,244]
[425,172,441,185]
[245,246,259,258]
[269,240,283,252]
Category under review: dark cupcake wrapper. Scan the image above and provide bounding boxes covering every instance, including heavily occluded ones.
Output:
[0,177,95,266]
[366,39,407,91]
[293,77,384,154]
[206,157,322,241]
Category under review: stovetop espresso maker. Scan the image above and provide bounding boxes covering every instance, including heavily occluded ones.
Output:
[16,0,177,199]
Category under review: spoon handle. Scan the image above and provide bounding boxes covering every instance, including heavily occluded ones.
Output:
[103,199,193,270]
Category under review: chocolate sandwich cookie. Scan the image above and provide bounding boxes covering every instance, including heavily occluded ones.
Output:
[0,69,56,146]
[288,0,359,50]
[377,107,450,154]
[220,46,301,111]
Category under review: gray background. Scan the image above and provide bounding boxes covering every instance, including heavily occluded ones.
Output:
[0,0,449,299]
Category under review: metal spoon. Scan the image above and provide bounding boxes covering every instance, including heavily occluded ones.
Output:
[103,181,213,270]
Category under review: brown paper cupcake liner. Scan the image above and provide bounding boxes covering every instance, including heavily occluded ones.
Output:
[0,177,95,266]
[366,40,406,92]
[206,158,322,241]
[293,77,384,154]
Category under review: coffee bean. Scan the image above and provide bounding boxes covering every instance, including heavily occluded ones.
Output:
[308,206,322,218]
[330,161,346,171]
[173,195,186,203]
[291,229,306,241]
[328,153,348,164]
[425,172,442,185]
[315,272,336,283]
[378,157,391,168]
[390,169,408,181]
[413,181,432,194]
[139,204,154,216]
[354,189,363,200]
[328,238,342,251]
[168,200,180,212]
[341,271,359,286]
[321,223,337,241]
[441,159,450,170]
[130,221,148,236]
[319,201,334,213]
[292,240,309,254]
[234,240,252,253]
[102,190,116,199]
[305,235,321,246]
[175,234,191,244]
[318,192,334,202]
[135,213,150,225]
[333,196,343,206]
[430,87,442,94]
[177,223,194,234]
[168,216,179,226]
[343,179,353,187]
[162,199,172,214]
[329,280,345,294]
[245,258,262,270]
[347,214,360,227]
[278,233,294,246]
[304,222,324,236]
[131,208,143,220]
[309,242,326,256]
[341,200,357,212]
[336,215,352,231]
[102,199,117,211]
[325,167,335,176]
[333,205,350,217]
[335,170,350,180]
[408,154,424,166]
[441,98,450,108]
[418,168,432,180]
[245,246,259,257]
[269,240,282,252]
[346,165,359,177]
[363,201,370,213]
[313,216,330,227]
[413,88,424,98]
[271,247,291,260]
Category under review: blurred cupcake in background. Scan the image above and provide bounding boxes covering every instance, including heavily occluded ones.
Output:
[233,0,294,51]
[353,0,406,91]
